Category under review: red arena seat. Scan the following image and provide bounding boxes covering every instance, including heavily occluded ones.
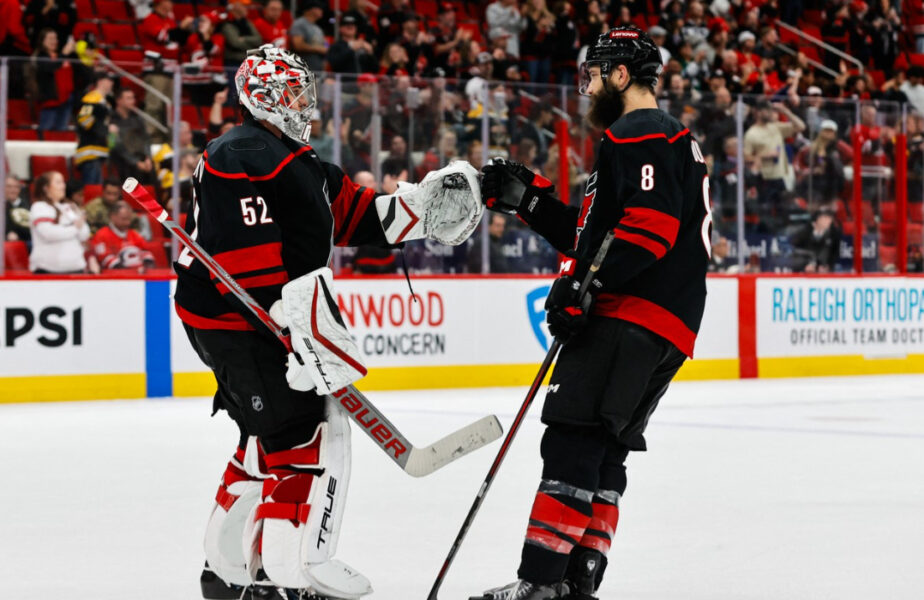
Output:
[30,155,69,179]
[4,241,30,271]
[95,0,132,21]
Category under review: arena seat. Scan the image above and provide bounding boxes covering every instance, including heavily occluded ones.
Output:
[100,23,139,48]
[7,129,40,141]
[30,155,69,179]
[7,99,33,124]
[43,131,77,142]
[95,0,132,21]
[72,21,100,40]
[108,48,145,66]
[879,245,897,268]
[3,241,30,271]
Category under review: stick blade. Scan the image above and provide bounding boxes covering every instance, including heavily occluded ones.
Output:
[403,415,504,478]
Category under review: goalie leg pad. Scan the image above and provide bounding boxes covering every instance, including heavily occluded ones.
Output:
[374,160,483,246]
[253,399,371,597]
[281,267,367,395]
[204,446,264,586]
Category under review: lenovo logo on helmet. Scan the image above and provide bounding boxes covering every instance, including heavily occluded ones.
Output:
[609,31,639,39]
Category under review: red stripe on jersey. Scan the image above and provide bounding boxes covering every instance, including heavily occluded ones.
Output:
[175,304,255,331]
[621,206,680,246]
[213,242,284,276]
[331,177,377,246]
[311,284,368,376]
[31,217,56,226]
[529,492,592,540]
[215,270,289,296]
[202,146,313,181]
[613,228,668,259]
[669,128,691,143]
[605,128,690,144]
[593,293,696,357]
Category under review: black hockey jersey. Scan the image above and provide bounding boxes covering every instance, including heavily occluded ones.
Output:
[524,108,710,357]
[174,115,387,332]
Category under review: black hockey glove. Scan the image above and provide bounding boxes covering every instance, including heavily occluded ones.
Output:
[545,254,602,343]
[480,158,556,216]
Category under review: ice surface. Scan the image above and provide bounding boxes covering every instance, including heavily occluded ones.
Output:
[2,375,923,599]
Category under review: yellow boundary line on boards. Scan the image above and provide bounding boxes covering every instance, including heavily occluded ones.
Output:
[0,373,146,403]
[173,359,742,397]
[758,354,924,378]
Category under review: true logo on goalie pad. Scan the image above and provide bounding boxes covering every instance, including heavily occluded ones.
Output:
[332,388,408,459]
[317,477,337,549]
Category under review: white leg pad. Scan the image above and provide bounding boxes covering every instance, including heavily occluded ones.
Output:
[204,480,263,586]
[253,399,371,597]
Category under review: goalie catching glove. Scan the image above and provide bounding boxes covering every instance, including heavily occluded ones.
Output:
[270,267,366,395]
[374,160,483,246]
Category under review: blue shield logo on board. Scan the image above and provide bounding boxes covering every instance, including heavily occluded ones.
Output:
[526,285,551,351]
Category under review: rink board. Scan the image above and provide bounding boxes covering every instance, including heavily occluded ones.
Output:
[3,275,924,401]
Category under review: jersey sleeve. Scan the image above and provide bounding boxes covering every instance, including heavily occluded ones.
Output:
[517,176,580,254]
[322,161,389,247]
[187,162,289,328]
[599,137,684,285]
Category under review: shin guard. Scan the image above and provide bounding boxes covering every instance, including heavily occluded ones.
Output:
[204,446,265,586]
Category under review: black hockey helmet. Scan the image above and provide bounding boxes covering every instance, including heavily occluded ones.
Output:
[579,26,663,96]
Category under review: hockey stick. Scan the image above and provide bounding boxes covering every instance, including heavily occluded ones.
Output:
[122,178,502,478]
[427,230,615,600]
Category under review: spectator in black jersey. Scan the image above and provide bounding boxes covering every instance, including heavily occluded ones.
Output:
[521,0,555,84]
[466,212,511,273]
[5,175,31,243]
[790,207,840,273]
[473,26,710,600]
[23,0,76,49]
[429,3,470,79]
[327,14,376,73]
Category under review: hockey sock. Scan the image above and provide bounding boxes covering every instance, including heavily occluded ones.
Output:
[517,479,594,584]
[576,489,620,556]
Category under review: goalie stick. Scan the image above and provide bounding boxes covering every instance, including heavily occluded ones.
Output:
[427,230,615,599]
[122,177,502,478]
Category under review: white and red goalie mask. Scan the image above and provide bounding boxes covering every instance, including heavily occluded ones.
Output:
[235,44,318,145]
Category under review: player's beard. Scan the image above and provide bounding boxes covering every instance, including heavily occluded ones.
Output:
[587,84,625,130]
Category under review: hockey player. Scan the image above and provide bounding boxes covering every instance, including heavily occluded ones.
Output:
[176,45,482,599]
[472,27,711,600]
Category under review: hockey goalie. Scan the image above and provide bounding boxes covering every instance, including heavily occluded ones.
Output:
[174,45,483,599]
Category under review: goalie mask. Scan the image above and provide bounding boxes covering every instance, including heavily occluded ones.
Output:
[579,26,662,96]
[236,44,318,144]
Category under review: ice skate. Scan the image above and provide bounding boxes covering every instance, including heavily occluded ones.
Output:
[563,548,608,600]
[200,562,284,599]
[469,579,570,600]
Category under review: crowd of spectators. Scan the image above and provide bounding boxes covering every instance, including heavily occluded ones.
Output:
[3,0,924,274]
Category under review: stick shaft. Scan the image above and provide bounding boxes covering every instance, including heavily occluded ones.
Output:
[426,231,615,599]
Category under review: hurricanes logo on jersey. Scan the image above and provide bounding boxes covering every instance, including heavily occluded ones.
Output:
[575,171,598,248]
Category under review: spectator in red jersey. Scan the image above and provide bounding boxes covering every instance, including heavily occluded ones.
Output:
[28,171,94,274]
[29,28,76,131]
[138,0,196,131]
[91,201,156,271]
[0,0,31,57]
[254,0,288,48]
